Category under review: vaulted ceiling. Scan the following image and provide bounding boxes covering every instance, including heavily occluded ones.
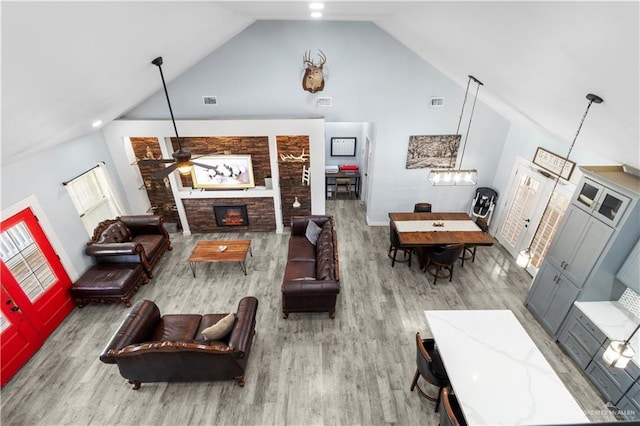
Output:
[2,2,638,167]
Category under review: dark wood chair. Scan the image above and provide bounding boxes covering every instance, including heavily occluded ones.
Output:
[460,217,489,267]
[410,332,449,412]
[413,202,432,212]
[439,386,467,426]
[388,226,412,267]
[423,244,465,285]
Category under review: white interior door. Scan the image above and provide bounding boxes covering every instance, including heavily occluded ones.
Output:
[497,163,547,258]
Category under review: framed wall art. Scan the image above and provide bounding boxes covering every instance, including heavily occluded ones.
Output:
[406,134,461,169]
[330,137,356,157]
[533,147,576,180]
[191,155,255,189]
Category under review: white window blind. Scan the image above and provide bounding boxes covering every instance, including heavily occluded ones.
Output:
[65,164,123,235]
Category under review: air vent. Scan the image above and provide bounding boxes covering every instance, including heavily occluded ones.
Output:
[430,97,445,107]
[203,96,218,106]
[316,97,332,107]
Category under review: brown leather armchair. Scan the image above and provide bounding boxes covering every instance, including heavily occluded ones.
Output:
[85,215,171,278]
[100,297,258,389]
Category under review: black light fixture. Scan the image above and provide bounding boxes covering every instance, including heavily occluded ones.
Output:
[151,56,192,175]
[428,75,483,186]
[516,93,604,268]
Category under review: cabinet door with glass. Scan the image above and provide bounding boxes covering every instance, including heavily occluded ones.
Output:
[573,178,631,227]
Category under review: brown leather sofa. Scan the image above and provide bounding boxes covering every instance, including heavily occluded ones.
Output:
[282,215,340,318]
[85,215,171,278]
[100,297,258,389]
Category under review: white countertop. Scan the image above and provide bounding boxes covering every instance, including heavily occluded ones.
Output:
[425,310,590,426]
[574,301,640,368]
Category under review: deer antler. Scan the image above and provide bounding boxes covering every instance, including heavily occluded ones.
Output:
[317,49,326,66]
[303,50,313,67]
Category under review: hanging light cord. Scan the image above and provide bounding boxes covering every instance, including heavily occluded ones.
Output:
[521,94,603,262]
[455,77,472,135]
[458,76,483,170]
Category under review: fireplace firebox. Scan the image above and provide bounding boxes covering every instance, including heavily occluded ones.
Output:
[214,205,249,227]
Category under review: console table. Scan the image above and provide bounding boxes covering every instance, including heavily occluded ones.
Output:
[325,171,360,199]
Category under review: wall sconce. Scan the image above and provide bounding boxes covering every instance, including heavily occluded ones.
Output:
[292,197,301,208]
[517,93,603,268]
[602,323,640,369]
[428,75,482,186]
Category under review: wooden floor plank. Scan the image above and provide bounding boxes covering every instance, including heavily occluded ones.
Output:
[0,200,618,425]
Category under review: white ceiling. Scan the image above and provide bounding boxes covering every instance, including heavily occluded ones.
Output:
[2,1,639,167]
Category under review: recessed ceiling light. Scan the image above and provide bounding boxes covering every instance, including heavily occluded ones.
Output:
[309,3,324,10]
[91,120,102,128]
[310,11,323,19]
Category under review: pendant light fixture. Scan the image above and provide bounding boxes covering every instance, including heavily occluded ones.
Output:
[428,75,482,186]
[516,93,604,268]
[602,322,640,369]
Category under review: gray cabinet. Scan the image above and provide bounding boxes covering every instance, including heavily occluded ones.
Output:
[559,305,640,420]
[545,206,613,286]
[573,177,631,227]
[526,263,580,334]
[617,238,640,289]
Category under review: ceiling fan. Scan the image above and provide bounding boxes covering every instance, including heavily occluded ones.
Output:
[137,56,216,179]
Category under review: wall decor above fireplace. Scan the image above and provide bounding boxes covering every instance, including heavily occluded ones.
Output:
[191,155,255,189]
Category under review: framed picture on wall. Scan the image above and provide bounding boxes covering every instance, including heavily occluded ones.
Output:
[331,137,357,157]
[532,147,576,180]
[191,155,255,189]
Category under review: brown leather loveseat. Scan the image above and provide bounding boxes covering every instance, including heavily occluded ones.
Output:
[282,215,340,318]
[100,297,258,389]
[85,215,172,278]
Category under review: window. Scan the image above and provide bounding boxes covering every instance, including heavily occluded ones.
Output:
[65,164,123,235]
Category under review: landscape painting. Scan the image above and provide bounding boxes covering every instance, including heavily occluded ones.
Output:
[405,134,461,169]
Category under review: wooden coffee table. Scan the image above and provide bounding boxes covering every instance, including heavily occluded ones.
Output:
[187,240,252,277]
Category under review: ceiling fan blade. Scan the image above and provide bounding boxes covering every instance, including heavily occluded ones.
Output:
[137,158,175,165]
[152,163,179,179]
[191,161,215,170]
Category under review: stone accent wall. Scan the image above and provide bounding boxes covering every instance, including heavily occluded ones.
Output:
[183,197,276,233]
[277,135,311,225]
[173,137,271,188]
[130,137,182,229]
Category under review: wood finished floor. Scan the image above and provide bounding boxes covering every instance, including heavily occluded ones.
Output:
[1,200,619,425]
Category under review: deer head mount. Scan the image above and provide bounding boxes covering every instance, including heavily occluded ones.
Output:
[302,49,326,93]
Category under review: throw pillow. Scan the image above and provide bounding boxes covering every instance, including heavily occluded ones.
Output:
[305,220,322,245]
[201,313,236,340]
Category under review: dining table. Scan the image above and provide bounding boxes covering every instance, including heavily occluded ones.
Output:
[424,309,591,426]
[389,212,494,247]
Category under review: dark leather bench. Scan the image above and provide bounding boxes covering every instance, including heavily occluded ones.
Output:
[70,263,149,307]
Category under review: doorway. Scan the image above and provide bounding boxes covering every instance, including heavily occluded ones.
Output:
[496,159,574,277]
[1,207,74,386]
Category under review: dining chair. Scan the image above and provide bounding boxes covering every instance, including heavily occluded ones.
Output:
[423,244,465,285]
[460,217,489,267]
[410,332,449,412]
[335,177,353,199]
[388,226,412,267]
[439,386,467,426]
[413,202,432,212]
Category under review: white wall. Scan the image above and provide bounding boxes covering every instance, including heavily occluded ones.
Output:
[125,20,512,224]
[325,122,364,169]
[0,131,126,276]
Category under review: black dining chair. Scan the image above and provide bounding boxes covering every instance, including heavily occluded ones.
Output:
[423,244,465,285]
[460,217,489,267]
[410,332,449,412]
[388,226,412,267]
[413,202,432,212]
[439,386,467,426]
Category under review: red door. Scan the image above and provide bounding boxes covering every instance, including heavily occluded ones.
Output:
[0,207,75,386]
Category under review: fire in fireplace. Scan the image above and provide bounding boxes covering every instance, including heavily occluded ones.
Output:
[214,205,249,227]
